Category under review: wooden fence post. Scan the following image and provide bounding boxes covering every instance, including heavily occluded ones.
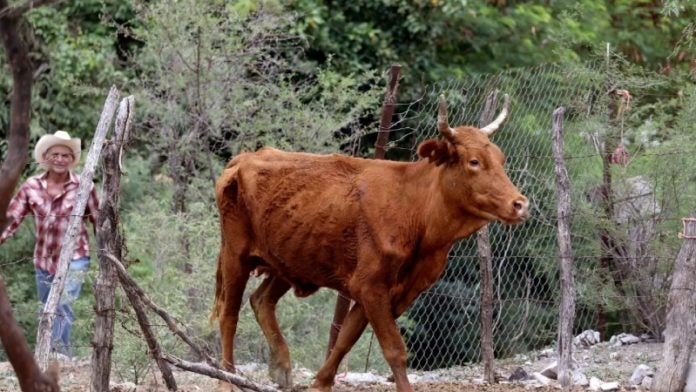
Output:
[476,90,500,384]
[551,107,576,386]
[35,86,120,371]
[91,95,135,392]
[326,64,401,360]
[652,212,696,392]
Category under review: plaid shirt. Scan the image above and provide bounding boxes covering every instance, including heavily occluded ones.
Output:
[0,172,99,275]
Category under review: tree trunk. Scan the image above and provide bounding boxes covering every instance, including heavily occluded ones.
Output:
[91,96,134,392]
[0,2,60,390]
[652,212,696,392]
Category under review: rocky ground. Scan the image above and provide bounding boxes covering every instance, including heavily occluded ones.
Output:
[0,335,667,391]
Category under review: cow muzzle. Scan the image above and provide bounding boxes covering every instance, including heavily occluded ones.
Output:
[510,196,530,223]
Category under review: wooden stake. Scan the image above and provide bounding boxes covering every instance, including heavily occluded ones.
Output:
[551,106,576,387]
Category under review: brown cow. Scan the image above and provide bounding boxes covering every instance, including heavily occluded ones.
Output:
[212,94,529,392]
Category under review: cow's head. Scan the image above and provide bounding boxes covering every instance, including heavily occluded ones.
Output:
[418,94,529,225]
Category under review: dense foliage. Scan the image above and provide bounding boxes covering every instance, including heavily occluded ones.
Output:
[1,0,695,380]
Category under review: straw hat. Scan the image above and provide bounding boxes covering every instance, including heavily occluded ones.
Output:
[33,131,81,169]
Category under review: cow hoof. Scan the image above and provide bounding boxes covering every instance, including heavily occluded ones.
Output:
[308,382,332,392]
[270,366,292,389]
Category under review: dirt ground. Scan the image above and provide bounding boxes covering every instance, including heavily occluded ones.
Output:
[0,340,661,391]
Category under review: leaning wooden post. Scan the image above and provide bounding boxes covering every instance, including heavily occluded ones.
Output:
[476,90,499,384]
[551,107,575,386]
[91,95,134,392]
[652,212,696,392]
[326,64,401,359]
[35,86,120,370]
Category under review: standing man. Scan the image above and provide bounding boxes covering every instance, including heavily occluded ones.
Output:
[0,130,99,359]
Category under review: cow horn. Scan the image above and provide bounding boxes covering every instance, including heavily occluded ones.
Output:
[480,94,511,136]
[438,95,456,137]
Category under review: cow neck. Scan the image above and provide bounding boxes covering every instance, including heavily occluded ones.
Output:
[402,159,488,250]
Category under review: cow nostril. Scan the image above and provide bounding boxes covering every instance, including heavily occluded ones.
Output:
[513,201,523,211]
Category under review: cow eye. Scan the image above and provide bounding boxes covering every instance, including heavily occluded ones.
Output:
[469,159,480,167]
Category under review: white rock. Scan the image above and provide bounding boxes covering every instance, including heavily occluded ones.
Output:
[574,330,602,347]
[589,376,603,391]
[572,370,589,386]
[611,332,641,346]
[620,334,641,345]
[629,364,653,385]
[600,381,620,391]
[641,376,653,389]
[537,348,554,359]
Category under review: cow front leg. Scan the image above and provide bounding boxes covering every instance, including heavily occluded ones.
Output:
[250,275,292,388]
[359,287,413,392]
[311,303,368,391]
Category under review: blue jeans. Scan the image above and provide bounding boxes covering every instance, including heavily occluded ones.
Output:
[35,256,90,357]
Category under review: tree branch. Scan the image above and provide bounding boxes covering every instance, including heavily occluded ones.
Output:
[160,353,280,392]
[104,253,219,367]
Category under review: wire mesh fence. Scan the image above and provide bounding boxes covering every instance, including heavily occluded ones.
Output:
[1,61,694,385]
[380,62,696,370]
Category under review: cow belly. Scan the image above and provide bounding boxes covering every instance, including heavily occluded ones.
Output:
[255,222,358,288]
[248,197,360,293]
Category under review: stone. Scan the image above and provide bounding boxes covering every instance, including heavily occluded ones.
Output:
[509,367,529,381]
[600,381,620,391]
[574,329,602,347]
[641,376,653,389]
[629,364,653,385]
[572,370,589,386]
[609,332,641,346]
[589,377,603,391]
[540,361,558,379]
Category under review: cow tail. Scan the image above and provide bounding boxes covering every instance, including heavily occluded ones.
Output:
[211,157,243,325]
[210,253,224,324]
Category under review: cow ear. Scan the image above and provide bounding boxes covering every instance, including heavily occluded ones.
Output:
[417,139,451,166]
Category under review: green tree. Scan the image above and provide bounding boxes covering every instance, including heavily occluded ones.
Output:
[289,0,695,99]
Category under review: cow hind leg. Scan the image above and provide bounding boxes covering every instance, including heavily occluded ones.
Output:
[250,275,292,388]
[217,248,253,391]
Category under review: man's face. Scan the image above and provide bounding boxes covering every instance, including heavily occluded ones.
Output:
[44,145,75,174]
